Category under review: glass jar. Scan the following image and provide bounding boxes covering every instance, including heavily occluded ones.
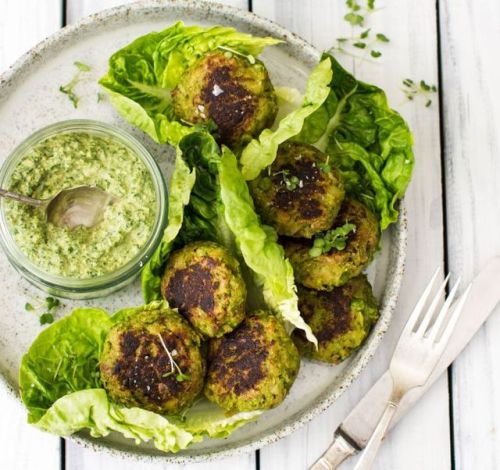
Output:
[0,120,168,299]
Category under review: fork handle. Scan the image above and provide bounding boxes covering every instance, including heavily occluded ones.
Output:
[353,400,399,470]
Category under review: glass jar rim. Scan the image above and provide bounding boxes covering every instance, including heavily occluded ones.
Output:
[0,119,168,293]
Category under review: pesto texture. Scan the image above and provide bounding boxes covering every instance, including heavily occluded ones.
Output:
[5,132,156,278]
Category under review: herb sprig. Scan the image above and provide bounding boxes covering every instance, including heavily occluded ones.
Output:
[25,296,62,325]
[157,333,191,382]
[402,79,438,107]
[59,61,91,108]
[274,169,301,191]
[309,223,357,258]
[331,0,389,60]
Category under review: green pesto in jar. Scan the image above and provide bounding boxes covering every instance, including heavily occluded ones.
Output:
[5,131,157,279]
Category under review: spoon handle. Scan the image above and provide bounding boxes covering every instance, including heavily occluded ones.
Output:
[0,188,45,207]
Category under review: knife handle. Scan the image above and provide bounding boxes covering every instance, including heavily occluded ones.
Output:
[309,432,357,470]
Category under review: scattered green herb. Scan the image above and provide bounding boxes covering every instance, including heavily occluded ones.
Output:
[317,156,331,173]
[59,61,91,108]
[402,78,438,107]
[157,333,190,383]
[24,295,63,326]
[39,313,55,325]
[274,169,300,191]
[330,1,389,60]
[309,223,357,257]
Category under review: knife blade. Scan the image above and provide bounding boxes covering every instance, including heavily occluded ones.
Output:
[313,257,500,469]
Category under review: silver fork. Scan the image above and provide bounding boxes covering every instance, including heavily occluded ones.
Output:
[346,270,472,470]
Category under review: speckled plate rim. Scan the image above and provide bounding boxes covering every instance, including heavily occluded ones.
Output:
[0,0,408,464]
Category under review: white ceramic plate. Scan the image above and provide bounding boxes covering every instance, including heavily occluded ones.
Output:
[0,0,407,463]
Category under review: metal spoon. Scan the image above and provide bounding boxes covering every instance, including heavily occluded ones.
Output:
[0,185,115,229]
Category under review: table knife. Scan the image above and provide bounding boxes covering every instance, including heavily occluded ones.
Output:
[312,257,500,469]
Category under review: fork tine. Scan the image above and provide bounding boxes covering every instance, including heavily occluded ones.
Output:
[435,283,472,344]
[426,277,461,342]
[415,273,451,336]
[400,267,441,336]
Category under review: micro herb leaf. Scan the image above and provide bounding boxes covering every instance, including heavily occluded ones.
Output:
[402,78,438,107]
[333,0,386,61]
[345,12,364,26]
[74,61,91,72]
[176,373,191,382]
[45,297,61,311]
[59,61,91,108]
[157,333,190,383]
[25,302,34,312]
[59,84,79,108]
[309,223,357,258]
[217,45,257,65]
[39,313,54,325]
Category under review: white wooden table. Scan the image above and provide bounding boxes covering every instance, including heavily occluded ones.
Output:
[1,1,499,469]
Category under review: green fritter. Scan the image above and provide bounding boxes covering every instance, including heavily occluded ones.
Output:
[161,241,247,339]
[99,307,205,415]
[293,275,379,364]
[250,142,345,238]
[284,198,380,290]
[171,50,278,149]
[204,311,300,412]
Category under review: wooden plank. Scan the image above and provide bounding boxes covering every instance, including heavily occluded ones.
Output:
[64,1,255,470]
[0,1,63,470]
[251,1,450,469]
[440,0,500,468]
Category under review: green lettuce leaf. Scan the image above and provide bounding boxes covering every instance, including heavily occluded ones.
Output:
[240,58,333,180]
[100,21,281,145]
[35,389,196,453]
[141,147,196,302]
[19,307,112,423]
[141,132,232,302]
[297,53,414,230]
[219,146,316,344]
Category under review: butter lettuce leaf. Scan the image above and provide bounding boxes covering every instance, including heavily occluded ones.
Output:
[219,146,316,344]
[297,53,414,230]
[19,307,112,423]
[240,58,332,180]
[141,132,231,302]
[100,21,280,145]
[35,389,196,453]
[141,148,195,302]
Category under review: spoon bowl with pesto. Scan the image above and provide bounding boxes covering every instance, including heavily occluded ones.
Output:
[0,184,116,229]
[0,120,168,299]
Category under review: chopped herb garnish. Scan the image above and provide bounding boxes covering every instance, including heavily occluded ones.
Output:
[402,78,438,107]
[317,155,332,173]
[309,223,357,258]
[24,302,34,311]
